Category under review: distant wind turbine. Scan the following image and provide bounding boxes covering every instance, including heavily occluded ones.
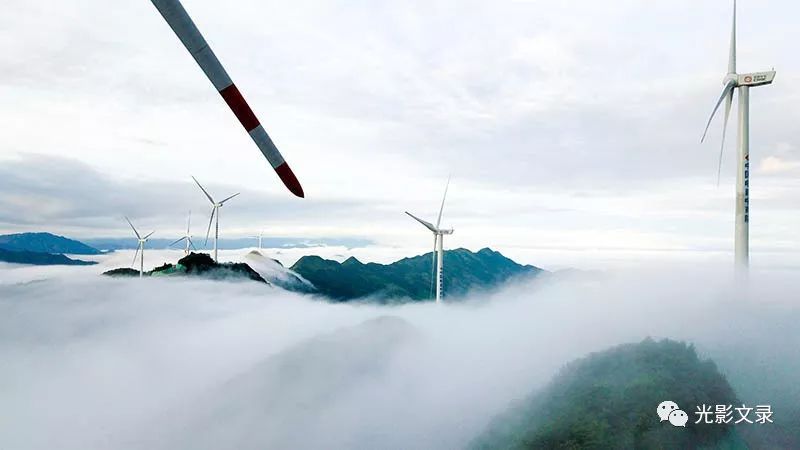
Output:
[406,177,453,304]
[253,230,264,250]
[192,176,239,263]
[169,210,196,255]
[701,0,775,273]
[125,217,155,278]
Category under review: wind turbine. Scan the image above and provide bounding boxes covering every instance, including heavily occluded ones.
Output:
[125,217,155,278]
[169,210,196,255]
[253,230,264,250]
[406,178,453,303]
[701,0,775,273]
[149,0,304,198]
[192,176,239,263]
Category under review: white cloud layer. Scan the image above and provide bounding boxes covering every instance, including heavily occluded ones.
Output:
[1,261,799,449]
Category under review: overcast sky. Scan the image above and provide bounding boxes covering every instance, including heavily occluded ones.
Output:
[1,0,798,269]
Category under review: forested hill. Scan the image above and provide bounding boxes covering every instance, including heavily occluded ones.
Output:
[0,248,97,266]
[290,247,543,301]
[471,339,746,450]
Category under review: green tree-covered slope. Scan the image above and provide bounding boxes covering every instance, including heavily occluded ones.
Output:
[471,339,746,450]
[290,247,543,301]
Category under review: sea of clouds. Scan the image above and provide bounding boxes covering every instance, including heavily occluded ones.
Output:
[0,252,798,449]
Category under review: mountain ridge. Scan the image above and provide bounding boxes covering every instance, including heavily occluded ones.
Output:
[0,232,100,255]
[291,247,543,301]
[0,248,97,266]
[471,338,745,450]
[103,252,268,283]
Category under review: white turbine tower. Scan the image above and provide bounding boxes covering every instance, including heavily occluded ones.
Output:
[192,176,240,263]
[125,217,155,278]
[701,0,775,274]
[406,178,453,304]
[169,210,196,255]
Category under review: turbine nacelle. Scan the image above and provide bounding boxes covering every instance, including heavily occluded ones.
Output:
[137,231,155,245]
[737,71,776,87]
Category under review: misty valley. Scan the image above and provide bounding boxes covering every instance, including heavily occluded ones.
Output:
[1,232,798,449]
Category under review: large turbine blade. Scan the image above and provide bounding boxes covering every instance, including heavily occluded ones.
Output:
[701,80,736,143]
[729,0,737,74]
[406,211,438,233]
[219,192,241,204]
[187,210,192,235]
[169,236,186,247]
[125,216,141,239]
[192,176,216,204]
[150,0,304,198]
[143,231,156,240]
[188,237,197,251]
[131,246,140,268]
[716,89,734,186]
[205,207,216,245]
[435,176,451,229]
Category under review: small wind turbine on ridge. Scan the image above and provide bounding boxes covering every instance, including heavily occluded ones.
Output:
[169,210,196,255]
[125,216,155,278]
[406,177,454,304]
[192,176,240,263]
[253,230,264,251]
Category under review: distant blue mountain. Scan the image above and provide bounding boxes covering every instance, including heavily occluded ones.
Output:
[0,232,100,255]
[0,248,97,266]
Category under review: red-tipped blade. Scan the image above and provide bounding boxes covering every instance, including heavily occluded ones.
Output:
[275,163,304,198]
[150,0,305,198]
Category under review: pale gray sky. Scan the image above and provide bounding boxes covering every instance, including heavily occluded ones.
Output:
[1,0,798,268]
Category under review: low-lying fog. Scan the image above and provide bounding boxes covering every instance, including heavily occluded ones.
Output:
[0,252,798,449]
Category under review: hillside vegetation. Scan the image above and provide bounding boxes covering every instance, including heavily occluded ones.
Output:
[291,247,542,301]
[471,339,746,450]
[103,252,267,284]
